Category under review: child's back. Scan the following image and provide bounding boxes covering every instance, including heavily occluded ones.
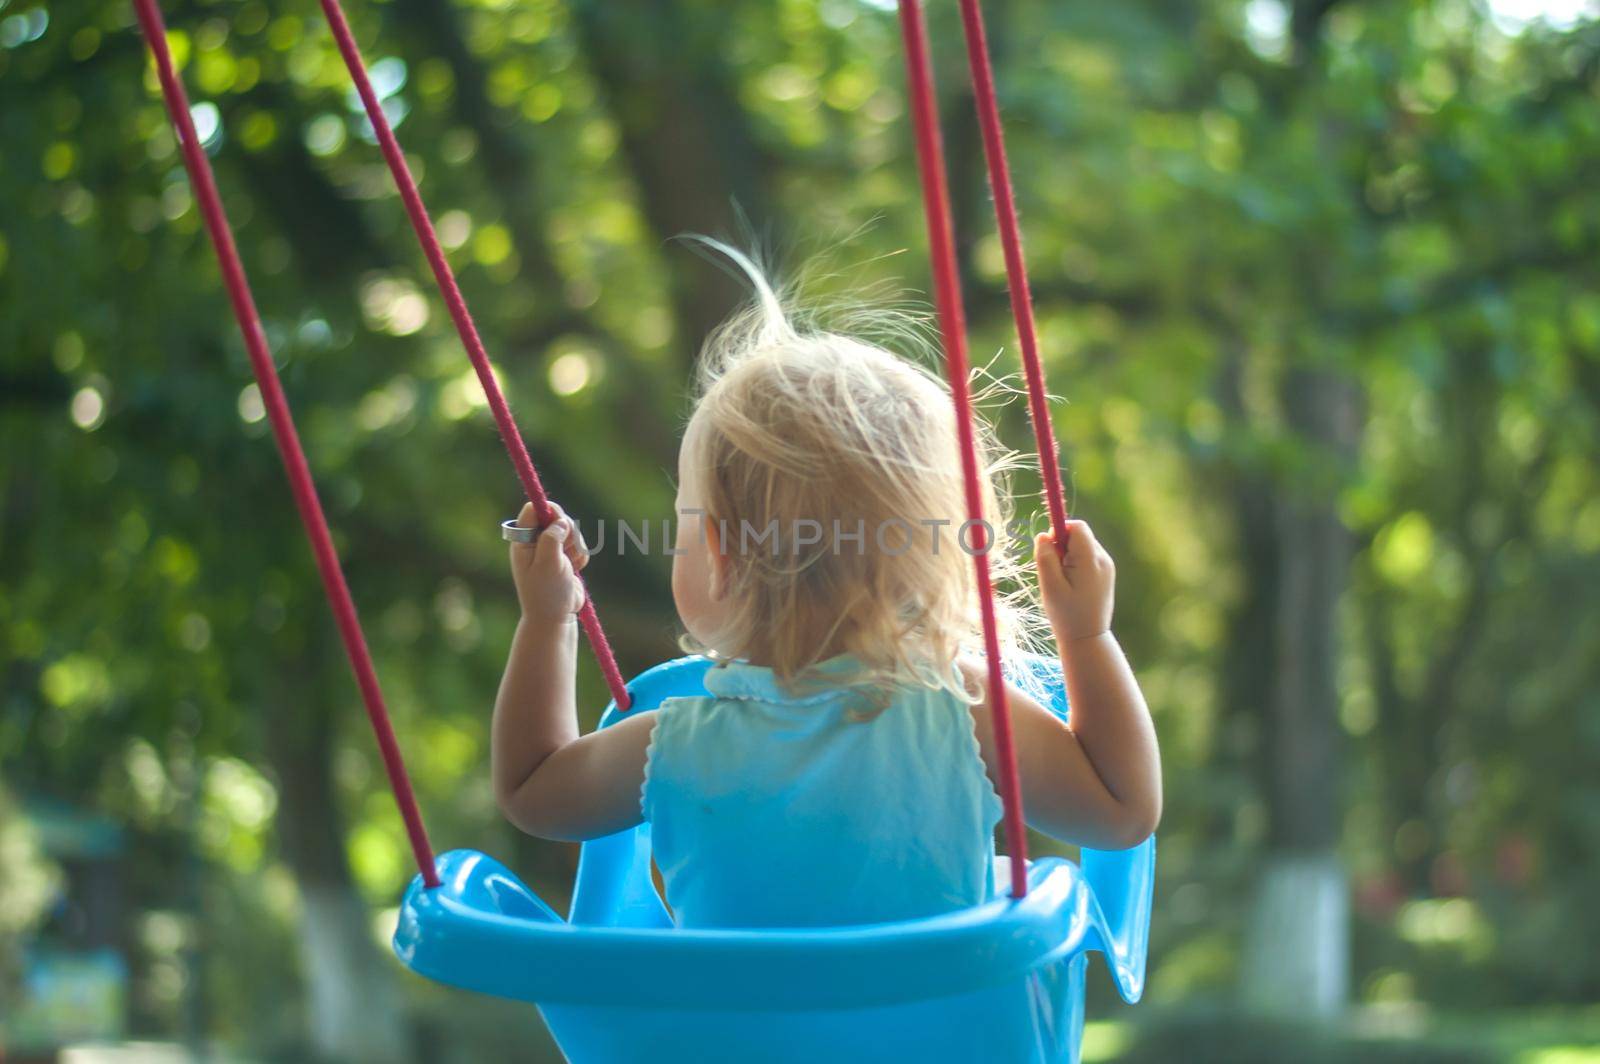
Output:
[645,657,1001,928]
[491,245,1160,931]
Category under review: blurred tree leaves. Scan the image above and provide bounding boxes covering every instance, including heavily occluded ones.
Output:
[3,0,1600,1050]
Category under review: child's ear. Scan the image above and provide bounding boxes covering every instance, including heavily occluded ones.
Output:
[703,513,732,601]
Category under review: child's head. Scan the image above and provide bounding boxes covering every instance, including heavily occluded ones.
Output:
[672,245,1031,695]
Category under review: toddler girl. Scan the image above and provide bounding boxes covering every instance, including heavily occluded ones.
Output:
[491,253,1161,929]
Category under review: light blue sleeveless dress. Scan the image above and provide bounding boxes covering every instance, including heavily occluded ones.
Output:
[641,656,1003,929]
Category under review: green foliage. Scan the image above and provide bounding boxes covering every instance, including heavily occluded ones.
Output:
[2,0,1599,1054]
[0,788,61,991]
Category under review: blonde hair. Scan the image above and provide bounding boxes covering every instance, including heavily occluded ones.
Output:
[679,242,1040,701]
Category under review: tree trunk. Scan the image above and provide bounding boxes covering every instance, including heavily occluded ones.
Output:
[266,672,414,1064]
[1240,365,1360,1020]
[569,0,774,357]
[392,0,681,463]
[1236,2,1366,1015]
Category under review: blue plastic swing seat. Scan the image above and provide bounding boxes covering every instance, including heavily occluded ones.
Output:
[394,656,1155,1063]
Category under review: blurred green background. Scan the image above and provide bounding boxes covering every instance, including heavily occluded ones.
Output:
[3,0,1599,1060]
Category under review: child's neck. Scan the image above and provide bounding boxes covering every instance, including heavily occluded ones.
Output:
[737,627,851,672]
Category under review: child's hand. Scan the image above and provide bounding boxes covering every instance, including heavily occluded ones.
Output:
[1035,520,1114,642]
[509,501,589,623]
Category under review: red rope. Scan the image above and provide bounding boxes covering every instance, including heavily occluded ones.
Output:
[132,0,439,887]
[956,0,1070,548]
[897,0,1029,899]
[316,0,631,711]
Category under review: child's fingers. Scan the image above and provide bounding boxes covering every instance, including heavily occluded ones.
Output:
[561,526,588,573]
[1062,519,1091,558]
[510,502,540,556]
[534,516,570,572]
[559,510,589,571]
[1063,519,1113,573]
[1034,532,1069,588]
[510,499,587,582]
[541,503,589,572]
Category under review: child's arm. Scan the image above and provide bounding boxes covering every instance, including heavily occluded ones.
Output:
[969,520,1162,850]
[492,502,655,841]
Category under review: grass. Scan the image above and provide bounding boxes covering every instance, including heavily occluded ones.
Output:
[1081,1007,1600,1063]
